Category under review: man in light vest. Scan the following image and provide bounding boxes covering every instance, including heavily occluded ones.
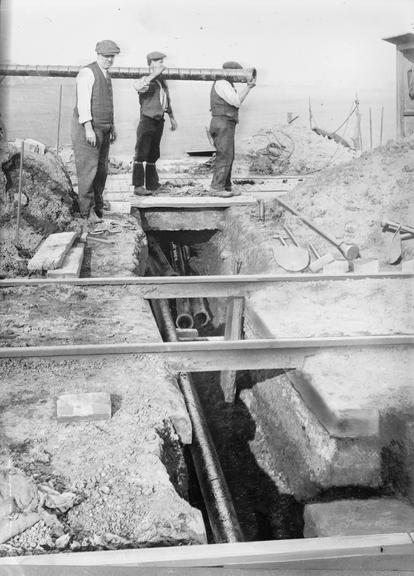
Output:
[132,51,177,195]
[209,61,256,197]
[72,39,120,223]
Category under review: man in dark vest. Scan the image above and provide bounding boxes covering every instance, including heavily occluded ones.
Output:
[209,61,256,197]
[71,39,120,223]
[132,51,177,195]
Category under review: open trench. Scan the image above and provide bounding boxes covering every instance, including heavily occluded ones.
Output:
[143,226,304,542]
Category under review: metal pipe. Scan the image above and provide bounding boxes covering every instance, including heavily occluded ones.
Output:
[176,298,194,330]
[0,65,257,83]
[15,141,24,245]
[148,236,178,277]
[275,197,360,260]
[158,300,243,543]
[170,241,195,329]
[190,297,211,327]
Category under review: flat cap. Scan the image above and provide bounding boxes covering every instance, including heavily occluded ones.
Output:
[222,61,243,69]
[95,40,120,55]
[147,51,166,63]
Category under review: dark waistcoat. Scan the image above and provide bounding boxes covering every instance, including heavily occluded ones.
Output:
[210,82,239,123]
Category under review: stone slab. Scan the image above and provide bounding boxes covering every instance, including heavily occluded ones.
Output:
[56,392,112,422]
[47,244,84,279]
[28,231,79,271]
[304,498,414,538]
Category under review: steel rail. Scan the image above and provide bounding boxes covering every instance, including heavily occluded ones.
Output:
[0,335,412,361]
[0,271,412,295]
[157,300,243,543]
[0,65,256,83]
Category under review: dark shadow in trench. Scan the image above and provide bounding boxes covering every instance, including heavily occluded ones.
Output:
[191,371,304,541]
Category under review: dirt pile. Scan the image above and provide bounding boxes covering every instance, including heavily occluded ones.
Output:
[239,123,356,175]
[0,143,77,277]
[273,136,414,263]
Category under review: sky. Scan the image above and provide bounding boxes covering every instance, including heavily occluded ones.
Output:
[1,0,414,97]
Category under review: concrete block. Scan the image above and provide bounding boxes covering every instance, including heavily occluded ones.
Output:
[402,259,414,272]
[47,244,84,279]
[139,209,224,231]
[56,392,111,422]
[304,498,414,537]
[286,370,380,438]
[108,201,131,214]
[322,259,350,274]
[352,258,380,274]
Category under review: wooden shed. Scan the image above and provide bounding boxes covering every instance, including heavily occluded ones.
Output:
[384,32,414,138]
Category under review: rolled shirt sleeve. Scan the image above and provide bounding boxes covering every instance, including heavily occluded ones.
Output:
[214,79,241,108]
[133,77,151,94]
[76,67,95,125]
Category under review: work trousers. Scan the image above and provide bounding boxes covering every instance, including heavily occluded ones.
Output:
[209,116,236,191]
[132,115,164,190]
[71,116,111,217]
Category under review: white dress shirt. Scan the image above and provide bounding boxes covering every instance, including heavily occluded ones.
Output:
[133,78,168,111]
[76,62,108,125]
[214,79,241,108]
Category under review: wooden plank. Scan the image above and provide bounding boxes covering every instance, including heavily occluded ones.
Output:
[46,244,84,279]
[28,231,79,271]
[130,195,258,209]
[220,297,244,402]
[1,532,412,567]
[1,272,413,298]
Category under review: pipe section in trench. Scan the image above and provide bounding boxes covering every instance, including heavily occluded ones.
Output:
[154,298,244,543]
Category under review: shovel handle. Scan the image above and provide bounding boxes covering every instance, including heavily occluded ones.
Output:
[275,197,359,260]
[282,224,299,247]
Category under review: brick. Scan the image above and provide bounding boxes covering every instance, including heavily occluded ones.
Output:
[56,392,111,422]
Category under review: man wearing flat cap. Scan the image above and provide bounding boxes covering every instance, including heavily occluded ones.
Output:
[209,61,256,197]
[132,51,177,195]
[71,39,120,223]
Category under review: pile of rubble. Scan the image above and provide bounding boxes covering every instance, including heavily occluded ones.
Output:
[239,123,357,175]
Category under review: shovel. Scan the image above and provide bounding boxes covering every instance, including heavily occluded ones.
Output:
[387,226,403,265]
[271,233,310,272]
[283,224,334,273]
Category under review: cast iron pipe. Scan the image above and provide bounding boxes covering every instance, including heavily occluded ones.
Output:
[190,297,211,327]
[0,65,257,83]
[157,299,243,543]
[170,242,195,330]
[275,197,360,260]
[148,236,178,277]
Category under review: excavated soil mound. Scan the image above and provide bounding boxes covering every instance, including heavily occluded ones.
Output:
[0,143,77,277]
[275,136,414,263]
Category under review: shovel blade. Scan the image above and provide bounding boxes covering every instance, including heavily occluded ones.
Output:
[388,233,402,265]
[272,245,310,272]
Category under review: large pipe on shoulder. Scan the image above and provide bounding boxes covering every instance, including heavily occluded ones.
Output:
[0,65,257,83]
